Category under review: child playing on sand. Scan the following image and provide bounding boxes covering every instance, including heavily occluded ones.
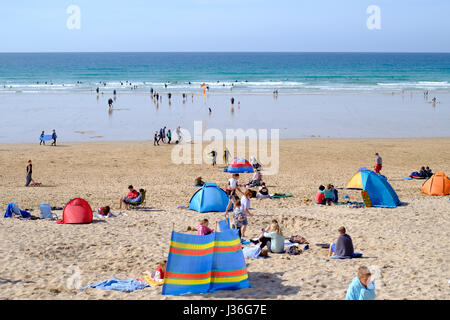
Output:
[345,266,376,300]
[230,199,245,238]
[315,185,326,205]
[144,260,167,284]
[374,153,382,173]
[196,219,214,235]
[226,173,243,197]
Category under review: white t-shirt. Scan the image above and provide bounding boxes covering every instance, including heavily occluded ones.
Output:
[241,196,250,212]
[229,178,237,189]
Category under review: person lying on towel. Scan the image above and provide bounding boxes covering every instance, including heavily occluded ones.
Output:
[328,226,354,257]
[345,266,376,300]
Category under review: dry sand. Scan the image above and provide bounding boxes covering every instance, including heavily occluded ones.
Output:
[0,138,449,300]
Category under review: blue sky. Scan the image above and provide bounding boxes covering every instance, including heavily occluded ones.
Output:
[1,0,449,52]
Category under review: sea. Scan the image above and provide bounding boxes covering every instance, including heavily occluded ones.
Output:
[0,52,449,142]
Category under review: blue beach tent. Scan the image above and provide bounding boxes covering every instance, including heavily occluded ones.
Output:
[346,169,401,208]
[189,183,230,213]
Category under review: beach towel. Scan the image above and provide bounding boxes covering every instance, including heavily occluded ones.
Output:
[143,275,163,286]
[81,277,149,292]
[242,246,263,259]
[331,253,363,259]
[4,203,31,219]
[271,193,293,198]
[402,177,413,180]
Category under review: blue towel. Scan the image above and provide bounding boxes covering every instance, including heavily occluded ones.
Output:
[4,203,31,219]
[331,253,363,259]
[242,246,262,259]
[81,277,149,292]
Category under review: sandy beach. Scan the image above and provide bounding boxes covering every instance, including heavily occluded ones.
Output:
[0,138,449,300]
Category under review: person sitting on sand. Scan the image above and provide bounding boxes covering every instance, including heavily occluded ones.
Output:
[329,226,354,257]
[144,260,166,284]
[418,166,427,178]
[256,182,271,199]
[246,168,262,187]
[252,220,285,253]
[197,218,214,235]
[315,185,326,205]
[324,184,334,206]
[425,166,433,178]
[194,176,205,187]
[345,266,376,300]
[97,206,112,217]
[331,185,339,203]
[119,185,141,210]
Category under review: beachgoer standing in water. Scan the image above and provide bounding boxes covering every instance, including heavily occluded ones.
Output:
[108,98,113,109]
[374,153,382,174]
[231,97,235,105]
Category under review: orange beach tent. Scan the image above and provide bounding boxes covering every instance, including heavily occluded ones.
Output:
[421,172,450,196]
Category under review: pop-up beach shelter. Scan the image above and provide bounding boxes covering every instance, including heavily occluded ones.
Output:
[421,172,450,196]
[225,158,254,173]
[346,169,401,208]
[162,224,250,295]
[60,198,93,224]
[189,183,230,213]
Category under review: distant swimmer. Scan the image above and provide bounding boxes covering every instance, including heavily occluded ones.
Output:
[96,87,100,94]
[168,93,172,100]
[113,89,117,96]
[165,83,168,88]
[209,107,212,114]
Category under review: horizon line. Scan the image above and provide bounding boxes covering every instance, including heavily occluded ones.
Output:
[1,51,450,54]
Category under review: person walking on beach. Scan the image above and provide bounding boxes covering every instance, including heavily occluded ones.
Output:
[210,150,217,166]
[154,131,159,146]
[25,160,34,187]
[223,148,231,165]
[167,129,172,144]
[51,130,57,146]
[176,126,182,142]
[40,131,45,145]
[374,153,382,174]
[231,97,235,105]
[108,98,114,109]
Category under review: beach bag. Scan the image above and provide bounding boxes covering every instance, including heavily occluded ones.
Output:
[287,246,300,255]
